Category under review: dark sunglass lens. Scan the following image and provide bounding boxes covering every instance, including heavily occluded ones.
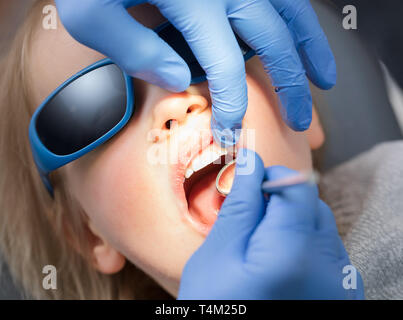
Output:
[236,35,252,57]
[157,24,205,81]
[36,64,127,155]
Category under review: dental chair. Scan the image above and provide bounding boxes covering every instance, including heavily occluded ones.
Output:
[1,0,402,299]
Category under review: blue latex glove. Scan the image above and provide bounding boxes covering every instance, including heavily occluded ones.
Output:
[178,149,364,300]
[55,0,336,146]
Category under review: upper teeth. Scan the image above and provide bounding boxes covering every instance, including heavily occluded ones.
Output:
[185,144,227,179]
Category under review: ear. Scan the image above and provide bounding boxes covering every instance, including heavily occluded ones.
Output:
[306,106,325,150]
[88,221,126,274]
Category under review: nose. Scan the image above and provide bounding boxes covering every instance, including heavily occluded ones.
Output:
[152,92,209,136]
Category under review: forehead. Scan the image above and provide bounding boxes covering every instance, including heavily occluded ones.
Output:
[28,4,165,107]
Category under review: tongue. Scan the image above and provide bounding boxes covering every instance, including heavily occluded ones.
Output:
[187,170,225,226]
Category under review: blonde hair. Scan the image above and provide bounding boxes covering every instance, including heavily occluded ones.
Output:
[0,0,170,299]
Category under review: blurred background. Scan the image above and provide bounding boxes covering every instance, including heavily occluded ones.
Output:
[331,0,403,89]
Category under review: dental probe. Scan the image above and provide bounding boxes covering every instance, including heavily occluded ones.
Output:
[215,159,320,196]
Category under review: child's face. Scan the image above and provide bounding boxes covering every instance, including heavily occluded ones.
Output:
[29,5,323,296]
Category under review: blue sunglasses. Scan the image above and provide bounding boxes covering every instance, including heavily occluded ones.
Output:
[29,22,255,196]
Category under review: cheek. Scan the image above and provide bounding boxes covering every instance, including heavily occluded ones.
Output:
[68,146,148,234]
[66,130,202,281]
[72,141,175,272]
[242,74,312,171]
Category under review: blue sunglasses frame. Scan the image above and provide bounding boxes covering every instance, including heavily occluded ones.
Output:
[29,58,134,196]
[29,23,256,196]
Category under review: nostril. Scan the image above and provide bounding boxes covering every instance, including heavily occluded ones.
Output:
[187,104,200,114]
[165,119,178,130]
[165,120,173,130]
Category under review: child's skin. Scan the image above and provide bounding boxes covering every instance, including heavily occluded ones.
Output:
[28,4,324,296]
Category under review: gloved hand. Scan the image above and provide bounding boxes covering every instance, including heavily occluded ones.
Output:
[55,0,336,146]
[178,149,364,299]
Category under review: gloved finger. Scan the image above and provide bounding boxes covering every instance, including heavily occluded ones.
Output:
[205,149,265,254]
[152,0,248,147]
[55,0,191,92]
[317,200,347,260]
[228,0,312,131]
[262,166,319,231]
[270,0,337,90]
[317,200,338,232]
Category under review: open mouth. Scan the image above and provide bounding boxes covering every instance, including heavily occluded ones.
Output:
[172,137,236,235]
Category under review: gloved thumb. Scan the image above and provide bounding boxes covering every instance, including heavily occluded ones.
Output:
[262,166,319,232]
[204,149,265,254]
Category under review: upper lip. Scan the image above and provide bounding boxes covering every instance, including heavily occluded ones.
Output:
[173,128,215,185]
